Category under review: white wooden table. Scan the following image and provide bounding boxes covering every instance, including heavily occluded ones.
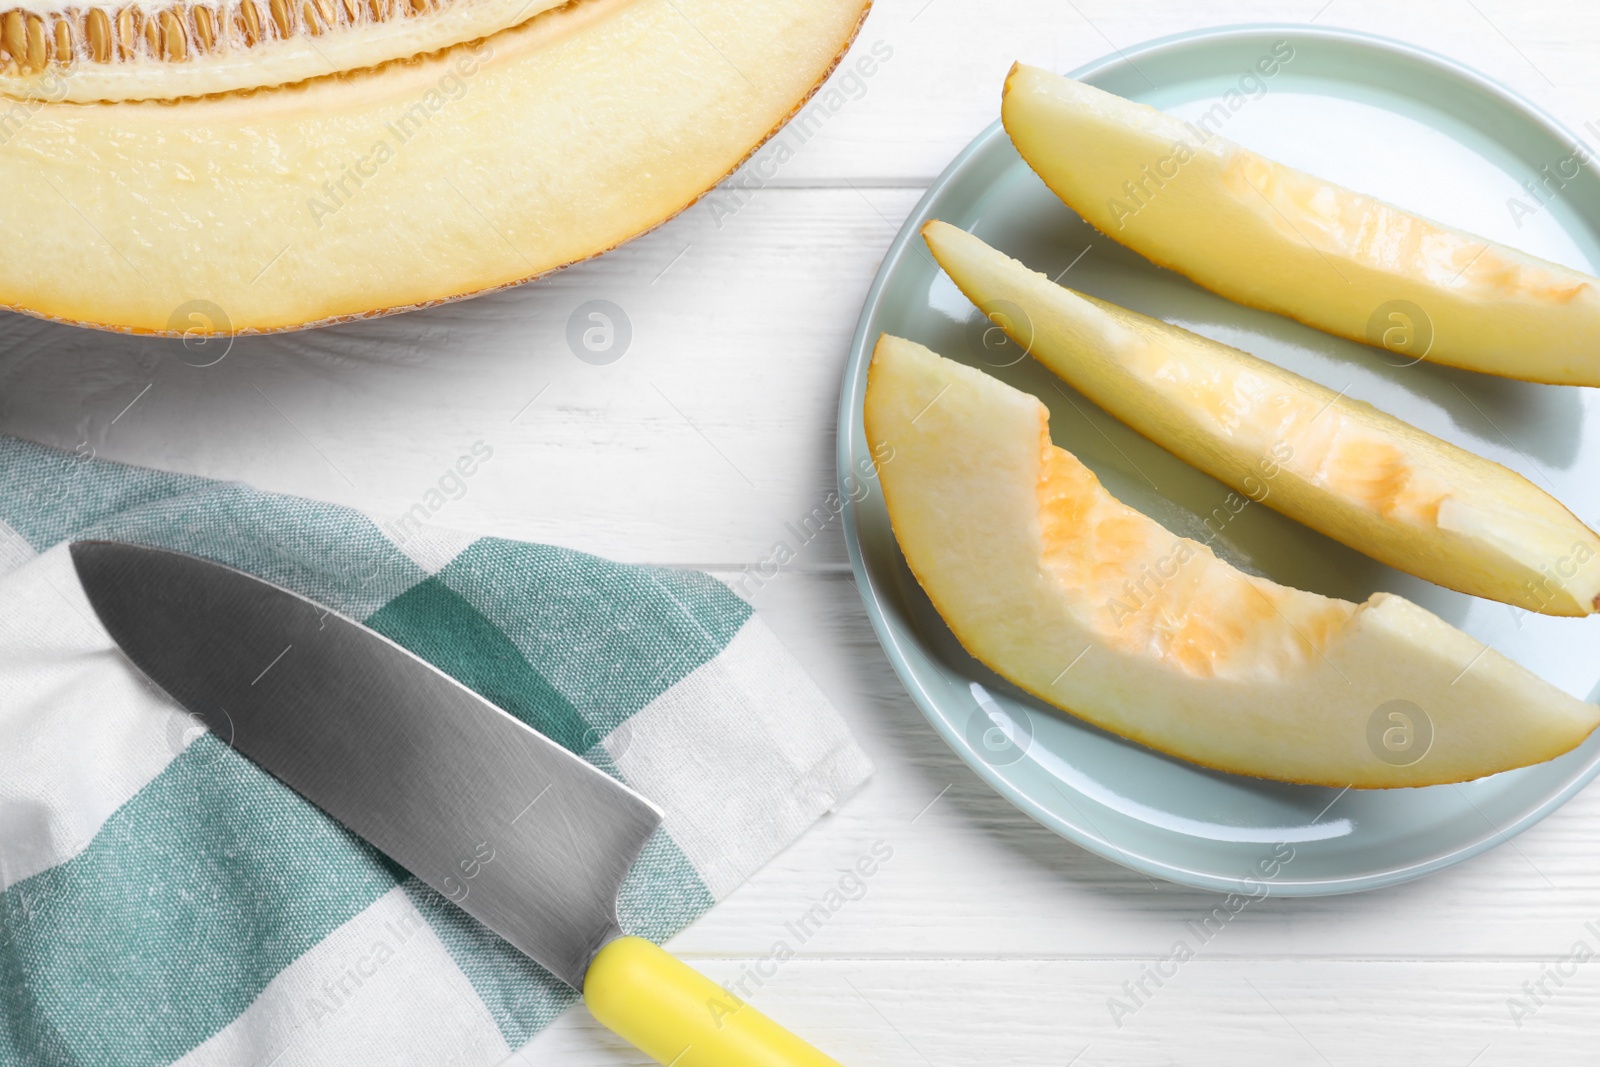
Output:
[6,1,1600,1062]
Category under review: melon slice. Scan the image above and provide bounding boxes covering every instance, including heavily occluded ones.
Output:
[864,333,1599,787]
[923,220,1600,616]
[1001,63,1600,386]
[0,0,870,333]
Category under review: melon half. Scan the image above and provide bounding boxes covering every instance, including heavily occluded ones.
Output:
[0,0,871,333]
[923,220,1600,616]
[1002,64,1600,386]
[865,334,1599,787]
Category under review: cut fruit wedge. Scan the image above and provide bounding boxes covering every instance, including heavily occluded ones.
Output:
[923,220,1600,616]
[864,333,1599,787]
[1001,63,1600,386]
[0,0,871,334]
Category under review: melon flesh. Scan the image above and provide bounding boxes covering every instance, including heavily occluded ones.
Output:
[865,334,1599,787]
[924,220,1600,616]
[0,0,870,333]
[1002,64,1600,386]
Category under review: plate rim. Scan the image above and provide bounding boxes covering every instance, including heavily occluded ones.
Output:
[836,21,1600,896]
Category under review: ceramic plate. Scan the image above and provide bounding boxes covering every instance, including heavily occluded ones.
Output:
[837,24,1600,895]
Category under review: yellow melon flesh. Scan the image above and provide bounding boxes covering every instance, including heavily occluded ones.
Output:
[865,334,1598,787]
[0,0,869,333]
[924,220,1600,616]
[1002,64,1600,386]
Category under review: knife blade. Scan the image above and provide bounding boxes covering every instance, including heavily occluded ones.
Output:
[71,540,843,1067]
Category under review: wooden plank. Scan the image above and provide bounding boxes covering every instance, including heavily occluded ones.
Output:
[519,957,1600,1065]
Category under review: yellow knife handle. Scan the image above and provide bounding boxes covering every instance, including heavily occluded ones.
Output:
[584,936,844,1067]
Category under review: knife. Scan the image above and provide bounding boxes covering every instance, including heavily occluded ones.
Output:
[70,540,843,1067]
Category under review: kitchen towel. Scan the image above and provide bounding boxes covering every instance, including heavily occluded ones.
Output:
[0,435,872,1067]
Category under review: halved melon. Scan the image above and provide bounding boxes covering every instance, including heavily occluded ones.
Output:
[924,220,1600,616]
[865,334,1599,786]
[0,0,870,333]
[1002,64,1600,386]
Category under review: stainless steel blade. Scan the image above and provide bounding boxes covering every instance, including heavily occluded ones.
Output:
[70,540,662,990]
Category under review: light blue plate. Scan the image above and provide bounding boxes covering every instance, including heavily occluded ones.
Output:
[837,24,1600,895]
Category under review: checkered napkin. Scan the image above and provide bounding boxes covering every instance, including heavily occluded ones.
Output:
[0,435,871,1067]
